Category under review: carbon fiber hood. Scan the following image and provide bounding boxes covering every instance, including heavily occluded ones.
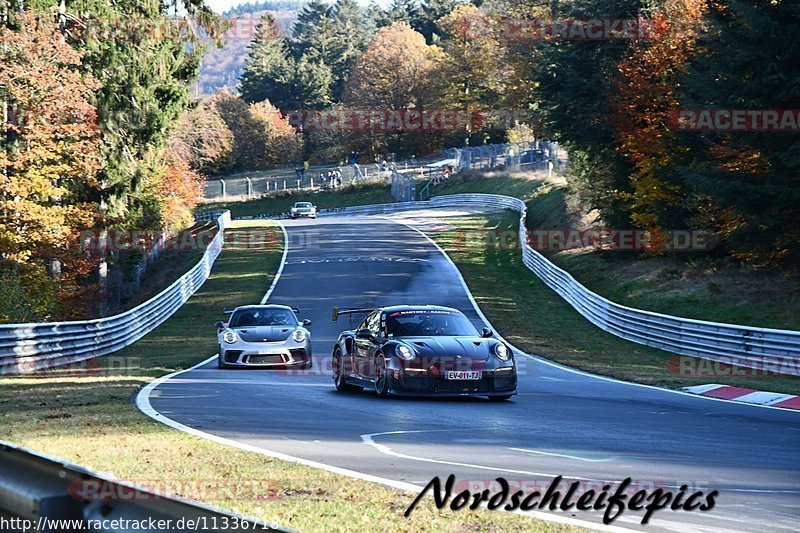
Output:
[235,326,294,342]
[399,336,494,360]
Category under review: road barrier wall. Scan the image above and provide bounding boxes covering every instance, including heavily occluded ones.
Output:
[0,440,288,532]
[0,211,231,375]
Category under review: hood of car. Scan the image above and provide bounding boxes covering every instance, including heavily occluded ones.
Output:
[398,336,495,360]
[235,326,295,342]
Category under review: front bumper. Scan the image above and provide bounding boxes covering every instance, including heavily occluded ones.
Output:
[387,367,517,397]
[219,340,312,368]
[290,211,316,218]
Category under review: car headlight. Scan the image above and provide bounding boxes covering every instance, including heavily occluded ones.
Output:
[292,329,306,342]
[222,329,238,344]
[494,343,510,361]
[396,344,415,361]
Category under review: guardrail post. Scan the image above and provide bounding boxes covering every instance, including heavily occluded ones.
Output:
[219,179,226,199]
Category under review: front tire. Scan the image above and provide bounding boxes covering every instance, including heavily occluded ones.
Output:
[374,354,389,398]
[217,353,227,369]
[333,347,362,392]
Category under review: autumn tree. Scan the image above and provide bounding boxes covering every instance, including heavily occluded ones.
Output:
[213,90,302,171]
[607,0,708,230]
[674,0,800,264]
[531,0,645,227]
[343,22,443,155]
[170,99,236,175]
[436,5,509,145]
[0,12,101,320]
[344,22,441,110]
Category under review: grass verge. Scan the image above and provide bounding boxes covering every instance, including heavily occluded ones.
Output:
[431,210,800,395]
[0,221,580,533]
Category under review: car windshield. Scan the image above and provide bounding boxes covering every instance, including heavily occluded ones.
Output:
[386,310,479,337]
[295,203,312,208]
[230,308,297,327]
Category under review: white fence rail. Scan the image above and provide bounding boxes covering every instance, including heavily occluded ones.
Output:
[0,211,231,375]
[252,194,800,374]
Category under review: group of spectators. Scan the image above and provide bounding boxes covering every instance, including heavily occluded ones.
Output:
[320,169,343,189]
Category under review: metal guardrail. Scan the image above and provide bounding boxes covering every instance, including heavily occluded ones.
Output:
[249,194,800,374]
[0,440,288,532]
[0,211,231,375]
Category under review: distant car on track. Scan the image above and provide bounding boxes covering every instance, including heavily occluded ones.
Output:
[290,201,317,219]
[330,305,516,400]
[216,305,312,369]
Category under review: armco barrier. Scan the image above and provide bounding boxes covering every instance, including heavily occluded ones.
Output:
[0,440,288,532]
[254,194,800,374]
[0,211,231,375]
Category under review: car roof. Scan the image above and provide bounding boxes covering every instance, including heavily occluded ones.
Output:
[231,305,296,312]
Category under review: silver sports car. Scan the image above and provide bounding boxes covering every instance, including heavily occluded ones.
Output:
[216,305,312,369]
[289,201,317,219]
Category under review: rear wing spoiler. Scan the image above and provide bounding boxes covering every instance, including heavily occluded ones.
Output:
[331,307,373,322]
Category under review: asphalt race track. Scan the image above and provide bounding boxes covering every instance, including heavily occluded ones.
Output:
[148,213,800,532]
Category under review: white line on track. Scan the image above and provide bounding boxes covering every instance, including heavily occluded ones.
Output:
[260,221,288,304]
[509,447,616,463]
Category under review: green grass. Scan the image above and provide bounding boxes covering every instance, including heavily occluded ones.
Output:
[432,170,547,200]
[201,182,394,219]
[0,221,580,533]
[431,211,800,395]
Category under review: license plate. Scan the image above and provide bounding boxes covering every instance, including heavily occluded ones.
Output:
[445,371,482,380]
[258,349,276,355]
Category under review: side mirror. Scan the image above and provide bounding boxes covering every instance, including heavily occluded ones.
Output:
[302,319,312,327]
[215,321,225,329]
[356,328,373,339]
[481,327,493,338]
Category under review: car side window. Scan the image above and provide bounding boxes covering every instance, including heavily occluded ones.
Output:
[367,312,382,337]
[357,313,372,333]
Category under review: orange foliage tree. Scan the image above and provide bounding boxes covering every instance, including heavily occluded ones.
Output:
[607,0,708,229]
[0,13,102,320]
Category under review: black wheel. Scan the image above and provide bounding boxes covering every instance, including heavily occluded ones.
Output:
[217,353,227,369]
[333,347,362,392]
[488,394,513,402]
[374,354,389,398]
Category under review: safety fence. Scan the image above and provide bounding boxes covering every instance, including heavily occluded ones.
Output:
[0,211,231,375]
[252,194,800,374]
[0,440,287,532]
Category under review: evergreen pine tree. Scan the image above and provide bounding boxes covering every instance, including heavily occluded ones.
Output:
[240,14,294,108]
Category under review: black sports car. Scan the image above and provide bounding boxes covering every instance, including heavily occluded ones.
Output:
[331,305,517,400]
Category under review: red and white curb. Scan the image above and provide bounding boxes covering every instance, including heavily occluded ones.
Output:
[683,384,800,410]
